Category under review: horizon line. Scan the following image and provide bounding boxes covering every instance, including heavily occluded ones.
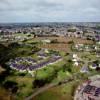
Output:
[0,22,100,24]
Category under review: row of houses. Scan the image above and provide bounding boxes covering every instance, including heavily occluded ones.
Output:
[74,75,100,100]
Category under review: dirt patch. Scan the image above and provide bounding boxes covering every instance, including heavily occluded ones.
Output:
[35,36,93,52]
[34,36,93,44]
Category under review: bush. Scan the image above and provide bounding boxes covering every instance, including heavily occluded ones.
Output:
[51,39,59,43]
[8,42,20,48]
[33,79,48,88]
[3,80,18,93]
[68,41,74,44]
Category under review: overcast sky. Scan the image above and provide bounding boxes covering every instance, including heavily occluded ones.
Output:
[0,0,100,23]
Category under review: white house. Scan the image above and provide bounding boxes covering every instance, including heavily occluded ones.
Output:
[74,62,79,66]
[73,54,78,59]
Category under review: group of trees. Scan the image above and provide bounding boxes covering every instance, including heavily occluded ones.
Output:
[0,43,20,86]
[3,80,18,94]
[67,40,74,44]
[51,39,59,43]
[0,43,17,65]
[0,42,36,86]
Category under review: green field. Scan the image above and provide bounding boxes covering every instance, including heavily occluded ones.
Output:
[34,80,83,100]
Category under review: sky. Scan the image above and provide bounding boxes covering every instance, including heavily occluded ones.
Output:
[0,0,100,23]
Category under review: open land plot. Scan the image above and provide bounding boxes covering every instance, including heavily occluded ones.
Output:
[33,80,83,100]
[32,37,93,52]
[0,87,11,100]
[40,44,70,52]
[33,37,93,44]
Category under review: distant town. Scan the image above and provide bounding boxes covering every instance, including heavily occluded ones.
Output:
[0,22,100,100]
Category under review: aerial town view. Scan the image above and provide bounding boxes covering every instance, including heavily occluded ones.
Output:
[0,0,100,100]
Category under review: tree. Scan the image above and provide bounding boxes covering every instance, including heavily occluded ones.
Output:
[31,32,35,35]
[8,42,20,48]
[3,80,18,94]
[68,41,74,44]
[51,39,58,43]
[63,62,73,73]
[33,79,48,88]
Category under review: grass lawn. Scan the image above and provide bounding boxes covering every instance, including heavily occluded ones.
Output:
[72,66,81,73]
[15,33,28,37]
[35,59,65,79]
[34,80,83,100]
[36,66,55,80]
[6,76,34,99]
[78,52,97,61]
[34,90,64,100]
[57,70,71,82]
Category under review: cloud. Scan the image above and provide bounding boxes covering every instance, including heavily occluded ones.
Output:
[0,0,100,22]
